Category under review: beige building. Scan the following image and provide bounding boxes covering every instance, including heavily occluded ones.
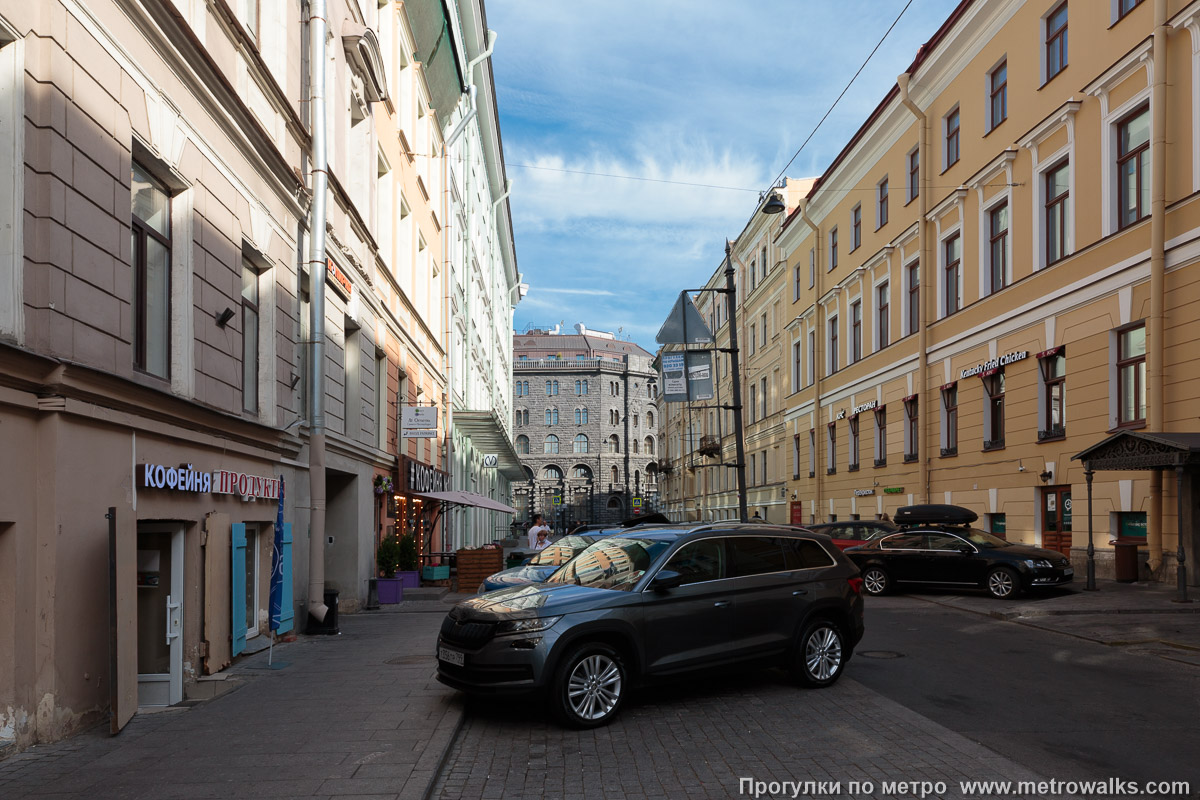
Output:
[0,0,510,751]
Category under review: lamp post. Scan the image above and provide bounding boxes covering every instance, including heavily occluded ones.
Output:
[724,242,750,522]
[1174,464,1191,603]
[1085,465,1096,591]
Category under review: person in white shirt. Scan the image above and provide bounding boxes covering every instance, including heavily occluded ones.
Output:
[532,530,550,551]
[527,513,551,549]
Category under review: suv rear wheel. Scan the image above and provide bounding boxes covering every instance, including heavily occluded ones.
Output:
[549,642,627,728]
[790,619,847,687]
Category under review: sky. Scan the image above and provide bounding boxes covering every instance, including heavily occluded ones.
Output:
[487,0,963,352]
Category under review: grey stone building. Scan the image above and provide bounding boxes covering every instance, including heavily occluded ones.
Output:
[512,324,660,530]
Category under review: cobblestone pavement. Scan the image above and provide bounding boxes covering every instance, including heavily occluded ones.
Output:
[430,668,1055,800]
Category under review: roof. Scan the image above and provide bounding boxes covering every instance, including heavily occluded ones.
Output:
[512,333,655,360]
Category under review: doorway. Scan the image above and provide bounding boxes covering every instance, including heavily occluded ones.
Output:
[1041,486,1073,557]
[136,524,183,706]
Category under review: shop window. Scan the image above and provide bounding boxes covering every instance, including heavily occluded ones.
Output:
[1117,511,1147,542]
[987,513,1007,539]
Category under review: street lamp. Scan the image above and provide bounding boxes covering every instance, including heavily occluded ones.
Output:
[761,190,786,215]
[1085,465,1096,591]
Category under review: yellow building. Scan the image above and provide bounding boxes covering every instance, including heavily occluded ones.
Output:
[668,0,1200,583]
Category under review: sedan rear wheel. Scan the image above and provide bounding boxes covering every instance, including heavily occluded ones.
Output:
[986,566,1020,599]
[549,643,626,728]
[861,566,890,596]
[791,619,846,687]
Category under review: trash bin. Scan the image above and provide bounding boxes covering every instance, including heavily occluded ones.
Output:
[1114,542,1140,583]
[307,589,340,635]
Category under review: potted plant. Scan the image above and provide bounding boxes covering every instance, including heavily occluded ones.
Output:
[376,535,404,604]
[396,534,420,589]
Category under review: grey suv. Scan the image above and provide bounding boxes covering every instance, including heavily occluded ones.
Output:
[436,524,865,727]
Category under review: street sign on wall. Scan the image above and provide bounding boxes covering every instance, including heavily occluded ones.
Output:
[656,292,714,345]
[401,406,438,438]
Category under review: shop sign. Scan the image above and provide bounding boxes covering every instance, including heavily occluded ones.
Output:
[851,400,878,415]
[402,406,438,438]
[139,464,281,500]
[883,487,904,494]
[835,409,846,420]
[406,459,450,493]
[854,489,875,497]
[959,350,1028,379]
[482,454,498,468]
[326,258,352,298]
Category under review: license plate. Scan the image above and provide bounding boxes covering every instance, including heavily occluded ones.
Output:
[1063,568,1074,577]
[438,646,464,666]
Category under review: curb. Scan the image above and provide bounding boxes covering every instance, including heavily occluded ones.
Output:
[413,692,466,800]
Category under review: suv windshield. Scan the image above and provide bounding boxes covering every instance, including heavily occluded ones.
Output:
[956,528,1011,548]
[529,536,593,567]
[544,536,674,591]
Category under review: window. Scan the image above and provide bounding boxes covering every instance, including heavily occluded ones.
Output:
[1045,161,1070,264]
[1117,324,1146,427]
[760,376,767,419]
[828,315,839,374]
[1117,104,1150,229]
[850,301,862,364]
[849,415,860,470]
[906,262,920,336]
[1117,511,1147,542]
[943,233,961,315]
[1118,0,1144,19]
[876,282,889,350]
[749,259,757,293]
[611,465,620,484]
[851,205,861,251]
[829,228,838,270]
[608,434,620,453]
[516,435,529,454]
[793,341,802,393]
[542,465,563,481]
[876,178,888,228]
[131,163,172,379]
[908,148,920,202]
[807,329,816,386]
[809,249,815,287]
[761,245,768,278]
[582,379,588,394]
[945,108,960,168]
[749,324,757,356]
[575,408,589,425]
[809,429,816,477]
[545,408,559,426]
[989,61,1007,131]
[749,453,757,486]
[633,414,639,428]
[874,406,887,466]
[544,434,559,454]
[794,265,802,301]
[1046,3,1068,82]
[574,434,589,453]
[793,434,801,478]
[987,513,1007,538]
[826,423,836,474]
[1039,349,1066,439]
[665,539,725,585]
[988,202,1009,294]
[983,371,1005,450]
[546,380,559,396]
[241,261,259,413]
[941,384,958,456]
[573,466,592,480]
[647,410,654,428]
[748,383,757,425]
[645,436,655,454]
[904,395,918,462]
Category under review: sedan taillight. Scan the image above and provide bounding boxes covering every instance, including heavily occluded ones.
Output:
[847,577,864,595]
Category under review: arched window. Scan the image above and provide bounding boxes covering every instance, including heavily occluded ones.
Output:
[582,380,589,394]
[608,435,620,453]
[573,434,589,453]
[632,439,639,454]
[611,466,619,484]
[572,465,593,481]
[523,381,529,395]
[542,465,563,481]
[644,436,655,454]
[647,411,654,428]
[633,414,639,428]
[544,434,559,454]
[545,408,558,425]
[522,410,529,425]
[634,469,640,488]
[516,435,529,454]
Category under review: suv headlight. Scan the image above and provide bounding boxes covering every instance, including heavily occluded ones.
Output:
[495,615,562,635]
[1024,559,1053,569]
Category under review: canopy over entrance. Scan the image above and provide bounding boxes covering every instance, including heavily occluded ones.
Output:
[1072,431,1200,470]
[413,490,515,514]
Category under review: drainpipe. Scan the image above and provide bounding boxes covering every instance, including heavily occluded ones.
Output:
[1148,0,1169,571]
[306,0,329,623]
[897,72,929,505]
[798,203,822,522]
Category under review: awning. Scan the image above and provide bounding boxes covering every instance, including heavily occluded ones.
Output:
[453,410,526,481]
[412,490,516,514]
[1073,431,1200,470]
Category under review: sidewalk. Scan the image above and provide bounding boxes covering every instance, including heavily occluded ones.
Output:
[0,598,466,800]
[914,578,1200,667]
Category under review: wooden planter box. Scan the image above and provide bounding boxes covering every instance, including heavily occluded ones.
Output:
[456,548,503,593]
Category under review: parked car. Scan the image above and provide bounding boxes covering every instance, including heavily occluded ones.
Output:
[478,532,616,593]
[806,520,898,550]
[437,524,865,727]
[844,504,1073,599]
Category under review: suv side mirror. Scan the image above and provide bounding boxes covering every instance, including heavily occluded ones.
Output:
[650,569,684,591]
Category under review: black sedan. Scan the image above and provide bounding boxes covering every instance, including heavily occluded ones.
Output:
[844,527,1073,599]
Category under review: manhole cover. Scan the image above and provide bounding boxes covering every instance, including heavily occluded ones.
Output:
[859,650,905,659]
[386,655,432,665]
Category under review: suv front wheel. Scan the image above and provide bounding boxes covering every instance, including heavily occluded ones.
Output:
[790,619,847,687]
[549,642,627,728]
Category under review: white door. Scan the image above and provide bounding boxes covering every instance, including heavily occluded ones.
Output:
[136,524,183,706]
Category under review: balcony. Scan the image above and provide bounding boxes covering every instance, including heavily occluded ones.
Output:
[698,435,722,458]
[983,438,1005,452]
[1038,426,1066,442]
[940,446,958,457]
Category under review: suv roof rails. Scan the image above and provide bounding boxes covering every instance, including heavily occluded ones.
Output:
[894,504,978,526]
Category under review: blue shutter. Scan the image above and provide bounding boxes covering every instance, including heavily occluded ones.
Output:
[231,523,247,656]
[278,523,294,634]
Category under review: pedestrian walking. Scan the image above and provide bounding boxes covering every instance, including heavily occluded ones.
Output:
[528,513,551,549]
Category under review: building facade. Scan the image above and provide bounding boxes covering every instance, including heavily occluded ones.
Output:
[0,0,515,751]
[513,325,660,530]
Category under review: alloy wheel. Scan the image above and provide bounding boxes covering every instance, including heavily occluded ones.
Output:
[804,624,843,681]
[566,653,623,721]
[863,568,888,595]
[988,568,1016,598]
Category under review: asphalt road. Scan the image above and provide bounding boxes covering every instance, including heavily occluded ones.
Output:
[849,594,1200,789]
